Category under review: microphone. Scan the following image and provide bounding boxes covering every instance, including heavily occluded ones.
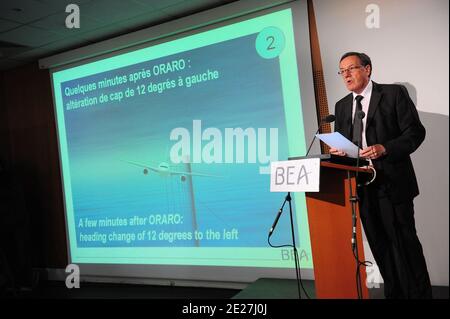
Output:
[269,193,291,236]
[269,208,283,236]
[354,110,365,146]
[324,114,336,123]
[305,114,336,156]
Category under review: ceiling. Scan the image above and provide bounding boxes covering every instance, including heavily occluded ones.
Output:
[0,0,237,71]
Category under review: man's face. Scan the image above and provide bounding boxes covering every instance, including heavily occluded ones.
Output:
[339,55,371,94]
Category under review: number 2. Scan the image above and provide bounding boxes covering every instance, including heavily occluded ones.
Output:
[266,36,275,50]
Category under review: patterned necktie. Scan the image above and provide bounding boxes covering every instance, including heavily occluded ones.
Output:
[352,95,364,146]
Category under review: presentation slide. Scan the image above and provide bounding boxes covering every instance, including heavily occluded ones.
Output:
[52,8,313,269]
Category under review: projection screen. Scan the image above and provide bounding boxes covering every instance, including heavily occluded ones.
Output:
[44,0,318,285]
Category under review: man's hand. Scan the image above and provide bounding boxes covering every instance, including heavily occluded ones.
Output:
[360,144,386,160]
[330,148,346,156]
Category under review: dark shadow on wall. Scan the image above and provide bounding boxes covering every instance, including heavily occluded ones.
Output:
[1,63,67,293]
[397,82,449,284]
[397,82,418,106]
[412,110,449,285]
[0,159,33,294]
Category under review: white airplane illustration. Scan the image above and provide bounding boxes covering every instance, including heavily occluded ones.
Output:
[123,160,219,182]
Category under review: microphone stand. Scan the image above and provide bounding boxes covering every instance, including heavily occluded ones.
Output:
[269,115,335,299]
[305,115,335,156]
[349,111,364,299]
[270,192,302,299]
[305,127,321,156]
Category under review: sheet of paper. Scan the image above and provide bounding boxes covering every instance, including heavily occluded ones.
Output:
[316,132,360,158]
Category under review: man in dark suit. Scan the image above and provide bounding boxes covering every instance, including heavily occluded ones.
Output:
[330,52,432,298]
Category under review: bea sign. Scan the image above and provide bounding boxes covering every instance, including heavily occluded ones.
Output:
[270,158,320,192]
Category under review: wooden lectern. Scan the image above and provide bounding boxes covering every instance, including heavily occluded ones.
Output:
[305,161,373,299]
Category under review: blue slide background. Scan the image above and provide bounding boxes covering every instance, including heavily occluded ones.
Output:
[60,33,298,248]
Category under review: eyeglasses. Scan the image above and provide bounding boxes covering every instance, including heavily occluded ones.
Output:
[338,65,364,75]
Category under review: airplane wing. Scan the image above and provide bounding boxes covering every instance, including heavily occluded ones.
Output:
[121,160,160,173]
[122,160,220,177]
[168,170,221,178]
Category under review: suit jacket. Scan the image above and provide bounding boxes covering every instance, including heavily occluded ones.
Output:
[334,82,425,203]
